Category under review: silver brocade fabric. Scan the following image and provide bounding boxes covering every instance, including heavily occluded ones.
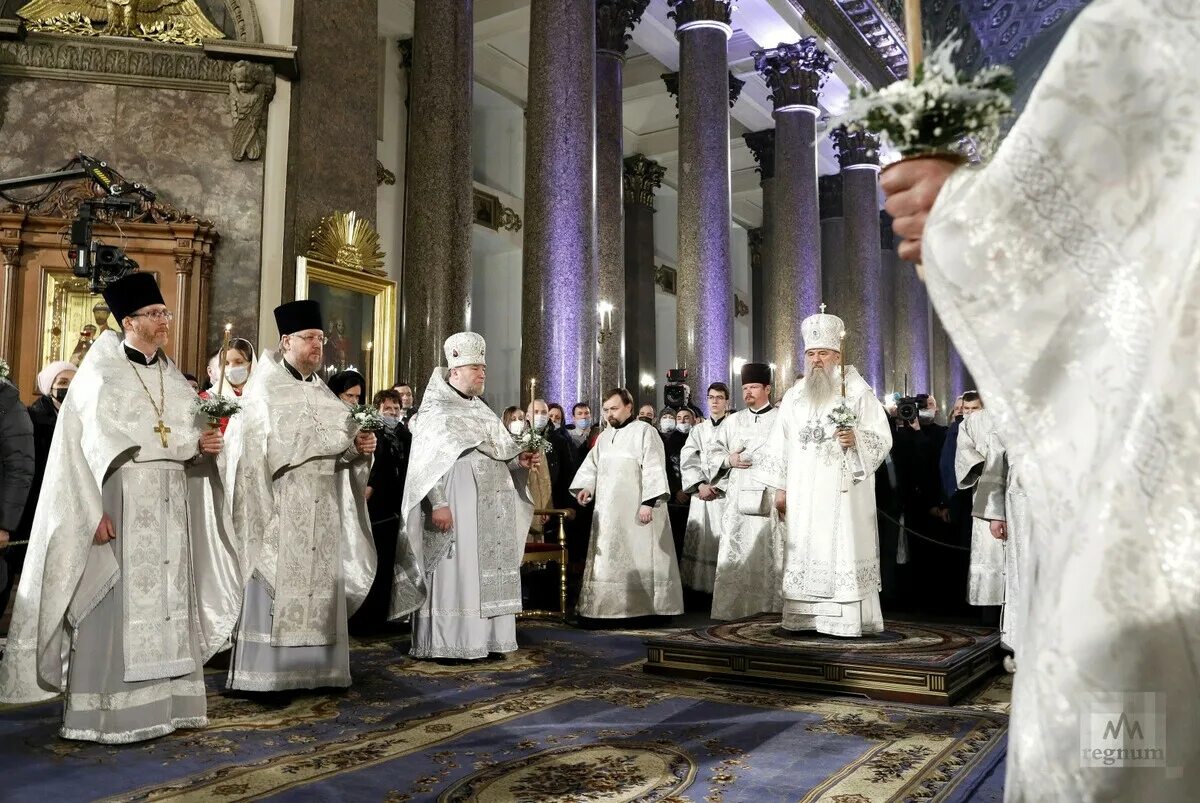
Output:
[0,331,240,703]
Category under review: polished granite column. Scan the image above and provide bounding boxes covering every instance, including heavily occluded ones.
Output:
[399,0,473,389]
[832,126,884,393]
[623,154,665,398]
[753,38,832,386]
[883,211,929,396]
[743,129,774,365]
[596,0,650,397]
[522,0,596,409]
[668,0,734,395]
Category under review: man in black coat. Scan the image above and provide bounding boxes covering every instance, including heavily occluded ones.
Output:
[0,375,35,617]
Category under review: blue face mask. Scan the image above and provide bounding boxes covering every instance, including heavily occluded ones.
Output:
[575,418,591,430]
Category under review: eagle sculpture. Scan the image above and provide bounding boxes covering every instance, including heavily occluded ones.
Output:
[17,0,224,40]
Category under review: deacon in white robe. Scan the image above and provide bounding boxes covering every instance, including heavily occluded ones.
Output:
[883,1,1200,795]
[954,407,1005,606]
[678,382,731,593]
[705,364,786,620]
[224,301,404,690]
[571,389,683,619]
[0,274,240,743]
[399,332,535,660]
[756,310,892,637]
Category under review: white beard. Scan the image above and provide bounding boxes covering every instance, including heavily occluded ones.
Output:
[799,364,838,410]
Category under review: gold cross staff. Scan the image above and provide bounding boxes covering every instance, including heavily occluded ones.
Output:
[153,419,171,447]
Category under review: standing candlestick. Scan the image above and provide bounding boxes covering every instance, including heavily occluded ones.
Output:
[216,322,233,394]
[904,0,923,78]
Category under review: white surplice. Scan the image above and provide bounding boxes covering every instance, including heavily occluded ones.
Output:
[678,416,727,593]
[755,367,892,636]
[705,406,786,620]
[570,420,684,618]
[920,1,1200,797]
[955,410,1005,606]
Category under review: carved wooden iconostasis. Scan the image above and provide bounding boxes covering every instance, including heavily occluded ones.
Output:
[0,181,217,400]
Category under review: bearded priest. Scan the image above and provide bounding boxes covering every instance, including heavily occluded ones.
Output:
[0,273,240,742]
[571,388,684,619]
[755,309,892,637]
[400,332,537,660]
[223,301,411,690]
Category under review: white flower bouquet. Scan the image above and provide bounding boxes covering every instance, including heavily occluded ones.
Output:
[0,358,9,380]
[193,393,242,427]
[515,429,554,455]
[827,402,858,431]
[828,38,1014,160]
[349,403,385,433]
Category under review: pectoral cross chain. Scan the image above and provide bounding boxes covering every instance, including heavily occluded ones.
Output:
[154,419,171,447]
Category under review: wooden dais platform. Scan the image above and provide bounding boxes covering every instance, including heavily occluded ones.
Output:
[643,614,1002,705]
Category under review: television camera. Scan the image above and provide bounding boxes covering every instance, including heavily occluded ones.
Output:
[0,153,155,293]
[663,367,691,409]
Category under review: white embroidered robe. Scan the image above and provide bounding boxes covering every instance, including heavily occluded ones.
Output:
[678,416,727,593]
[755,367,892,636]
[0,332,240,743]
[920,2,1200,796]
[955,410,1006,605]
[706,406,786,620]
[570,420,684,618]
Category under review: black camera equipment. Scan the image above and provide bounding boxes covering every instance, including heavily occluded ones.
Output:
[896,393,930,423]
[663,367,691,409]
[0,153,155,293]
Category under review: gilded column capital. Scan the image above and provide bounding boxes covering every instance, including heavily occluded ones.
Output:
[661,70,745,109]
[752,38,833,111]
[742,129,776,181]
[831,126,881,169]
[666,0,733,31]
[596,0,651,56]
[818,174,843,219]
[623,154,666,209]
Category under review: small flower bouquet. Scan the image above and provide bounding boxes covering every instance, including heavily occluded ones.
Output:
[827,403,858,432]
[349,404,384,433]
[193,393,242,427]
[829,38,1015,160]
[0,358,9,380]
[515,429,554,455]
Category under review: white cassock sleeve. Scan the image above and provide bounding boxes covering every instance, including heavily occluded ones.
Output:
[754,401,790,491]
[679,426,704,493]
[848,392,892,482]
[568,437,600,496]
[639,427,670,505]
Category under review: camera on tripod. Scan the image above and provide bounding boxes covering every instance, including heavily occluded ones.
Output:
[896,393,931,423]
[663,368,691,409]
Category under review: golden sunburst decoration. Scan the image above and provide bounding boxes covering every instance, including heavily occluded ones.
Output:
[306,211,386,274]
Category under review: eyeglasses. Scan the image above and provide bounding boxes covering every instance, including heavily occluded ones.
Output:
[130,310,174,321]
[289,333,328,345]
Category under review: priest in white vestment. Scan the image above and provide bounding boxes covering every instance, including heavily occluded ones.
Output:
[954,406,1005,607]
[756,310,892,637]
[400,332,536,660]
[705,364,786,620]
[224,301,401,690]
[0,273,240,742]
[571,388,684,619]
[678,381,731,593]
[881,1,1200,796]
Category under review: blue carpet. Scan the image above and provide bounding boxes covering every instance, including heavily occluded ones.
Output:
[0,623,1007,801]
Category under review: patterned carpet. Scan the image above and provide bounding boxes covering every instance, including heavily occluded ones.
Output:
[0,623,1008,802]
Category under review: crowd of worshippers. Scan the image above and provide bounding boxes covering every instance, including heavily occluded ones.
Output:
[0,272,1023,745]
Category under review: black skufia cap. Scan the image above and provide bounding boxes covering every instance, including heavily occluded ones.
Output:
[740,362,772,386]
[101,272,164,322]
[274,300,323,336]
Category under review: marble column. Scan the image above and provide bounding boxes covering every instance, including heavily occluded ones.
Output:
[754,38,832,386]
[882,212,929,397]
[522,0,596,409]
[623,154,665,401]
[399,0,474,390]
[281,0,378,303]
[743,129,774,365]
[596,1,650,397]
[929,309,954,418]
[831,126,884,393]
[668,0,735,397]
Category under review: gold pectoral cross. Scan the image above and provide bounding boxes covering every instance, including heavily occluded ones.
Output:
[154,419,171,448]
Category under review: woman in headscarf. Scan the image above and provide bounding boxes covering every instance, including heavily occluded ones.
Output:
[200,337,256,432]
[327,370,367,406]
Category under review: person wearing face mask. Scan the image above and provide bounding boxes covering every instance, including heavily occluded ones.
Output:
[523,399,558,540]
[2,361,75,618]
[199,338,256,433]
[638,404,657,425]
[350,389,413,635]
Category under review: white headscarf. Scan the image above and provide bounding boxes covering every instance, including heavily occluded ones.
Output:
[209,338,257,397]
[36,360,77,397]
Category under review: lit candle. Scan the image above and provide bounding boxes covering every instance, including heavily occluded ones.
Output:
[217,321,233,394]
[529,377,537,406]
[364,340,373,397]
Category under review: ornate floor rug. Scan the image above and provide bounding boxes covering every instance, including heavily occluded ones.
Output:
[0,623,1007,801]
